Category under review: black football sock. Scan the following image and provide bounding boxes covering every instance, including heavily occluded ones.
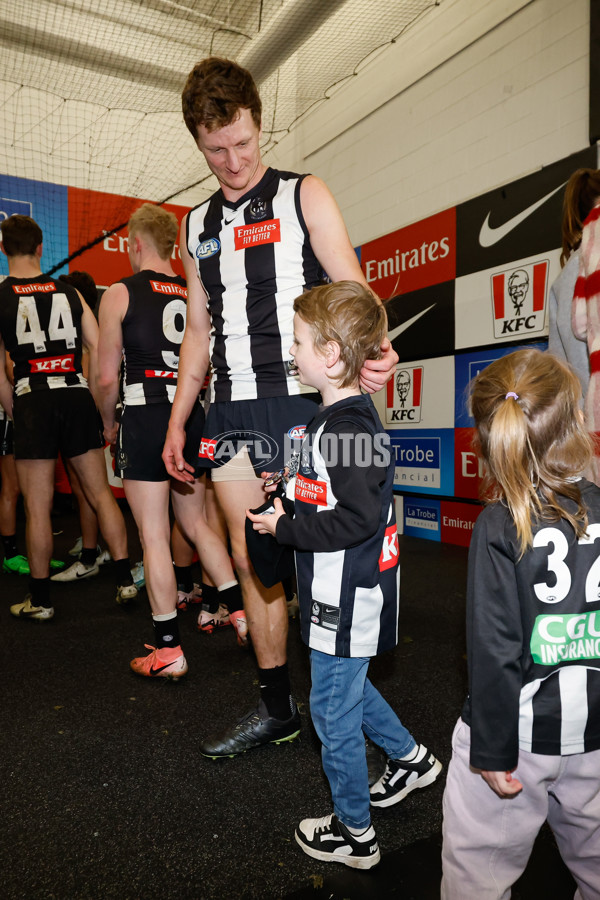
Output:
[174,564,194,593]
[80,547,98,567]
[259,663,293,721]
[113,557,133,586]
[1,534,18,559]
[152,612,180,649]
[29,576,51,609]
[218,581,243,613]
[201,583,219,613]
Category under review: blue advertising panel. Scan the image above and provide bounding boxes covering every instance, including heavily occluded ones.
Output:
[454,341,547,427]
[388,428,454,495]
[403,497,441,542]
[0,173,69,276]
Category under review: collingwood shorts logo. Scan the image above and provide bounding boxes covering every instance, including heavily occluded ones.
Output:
[490,260,548,338]
[117,449,128,470]
[386,366,423,424]
[196,238,220,259]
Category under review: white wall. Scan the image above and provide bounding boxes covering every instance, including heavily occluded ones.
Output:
[266,0,590,248]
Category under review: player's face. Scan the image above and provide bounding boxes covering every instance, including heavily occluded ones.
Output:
[196,108,264,201]
[289,314,327,391]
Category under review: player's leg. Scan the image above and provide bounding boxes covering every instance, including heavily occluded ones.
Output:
[51,459,104,582]
[199,472,299,758]
[0,445,22,568]
[12,457,56,619]
[170,475,244,639]
[170,518,203,609]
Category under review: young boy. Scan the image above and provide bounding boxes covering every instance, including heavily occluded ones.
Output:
[247,280,441,870]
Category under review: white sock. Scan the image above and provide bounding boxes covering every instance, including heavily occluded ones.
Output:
[399,743,421,762]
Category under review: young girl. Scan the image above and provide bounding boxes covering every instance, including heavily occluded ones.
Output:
[441,348,600,899]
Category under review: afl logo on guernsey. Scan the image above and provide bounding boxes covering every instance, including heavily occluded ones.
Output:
[196,238,220,259]
[288,425,306,441]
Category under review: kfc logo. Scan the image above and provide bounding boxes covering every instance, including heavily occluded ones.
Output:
[30,354,75,373]
[491,261,548,339]
[386,366,423,424]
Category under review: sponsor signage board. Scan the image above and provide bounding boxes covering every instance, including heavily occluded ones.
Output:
[362,207,456,299]
[455,145,598,277]
[403,497,441,542]
[440,500,482,547]
[373,355,455,429]
[386,280,455,362]
[454,251,556,350]
[0,173,69,276]
[388,428,454,495]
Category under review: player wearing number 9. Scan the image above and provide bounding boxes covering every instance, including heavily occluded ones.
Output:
[441,348,600,899]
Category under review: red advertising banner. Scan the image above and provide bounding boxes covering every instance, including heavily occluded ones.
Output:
[67,187,190,288]
[361,207,456,299]
[440,500,482,547]
[453,427,484,500]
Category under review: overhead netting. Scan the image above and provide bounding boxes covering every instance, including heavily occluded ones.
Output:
[0,0,440,278]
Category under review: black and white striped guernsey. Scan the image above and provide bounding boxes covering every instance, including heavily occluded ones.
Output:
[186,167,324,403]
[120,270,187,406]
[276,394,400,658]
[0,275,87,395]
[463,478,600,768]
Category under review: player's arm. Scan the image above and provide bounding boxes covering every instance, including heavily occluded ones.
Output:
[0,337,13,417]
[96,283,128,444]
[300,175,398,393]
[163,213,211,482]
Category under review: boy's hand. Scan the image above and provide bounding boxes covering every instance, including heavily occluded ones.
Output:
[246,497,287,535]
[480,769,523,798]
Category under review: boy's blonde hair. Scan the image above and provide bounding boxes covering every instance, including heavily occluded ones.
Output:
[293,281,387,388]
[470,348,593,555]
[128,203,178,261]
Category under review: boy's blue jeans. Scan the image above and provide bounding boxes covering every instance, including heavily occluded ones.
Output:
[309,649,417,830]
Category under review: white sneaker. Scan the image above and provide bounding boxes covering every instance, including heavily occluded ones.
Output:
[197,603,230,634]
[51,560,100,582]
[96,548,111,565]
[176,583,202,610]
[10,595,54,620]
[68,536,83,557]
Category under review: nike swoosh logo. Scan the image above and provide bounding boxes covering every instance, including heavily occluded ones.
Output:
[387,304,436,343]
[150,662,176,675]
[479,182,566,247]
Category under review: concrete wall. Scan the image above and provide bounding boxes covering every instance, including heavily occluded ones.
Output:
[266,0,590,248]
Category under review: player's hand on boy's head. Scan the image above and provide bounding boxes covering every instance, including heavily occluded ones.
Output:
[480,769,523,799]
[359,337,398,393]
[246,497,287,535]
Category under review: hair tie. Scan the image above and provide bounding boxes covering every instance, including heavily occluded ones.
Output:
[505,391,519,401]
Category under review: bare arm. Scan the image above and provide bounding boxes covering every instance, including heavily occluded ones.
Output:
[0,339,13,417]
[300,175,398,392]
[96,283,128,444]
[163,213,211,482]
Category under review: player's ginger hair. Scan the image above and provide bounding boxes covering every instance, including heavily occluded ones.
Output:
[128,203,178,261]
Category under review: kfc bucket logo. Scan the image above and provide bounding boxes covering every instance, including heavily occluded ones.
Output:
[386,366,423,424]
[491,260,548,339]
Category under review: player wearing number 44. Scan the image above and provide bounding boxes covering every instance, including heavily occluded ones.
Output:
[0,214,137,621]
[96,203,241,680]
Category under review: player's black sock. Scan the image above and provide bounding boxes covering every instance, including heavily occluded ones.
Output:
[80,546,97,567]
[152,612,180,649]
[201,583,219,613]
[113,557,133,586]
[218,582,243,613]
[259,663,293,721]
[174,564,193,593]
[1,533,18,559]
[29,576,51,609]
